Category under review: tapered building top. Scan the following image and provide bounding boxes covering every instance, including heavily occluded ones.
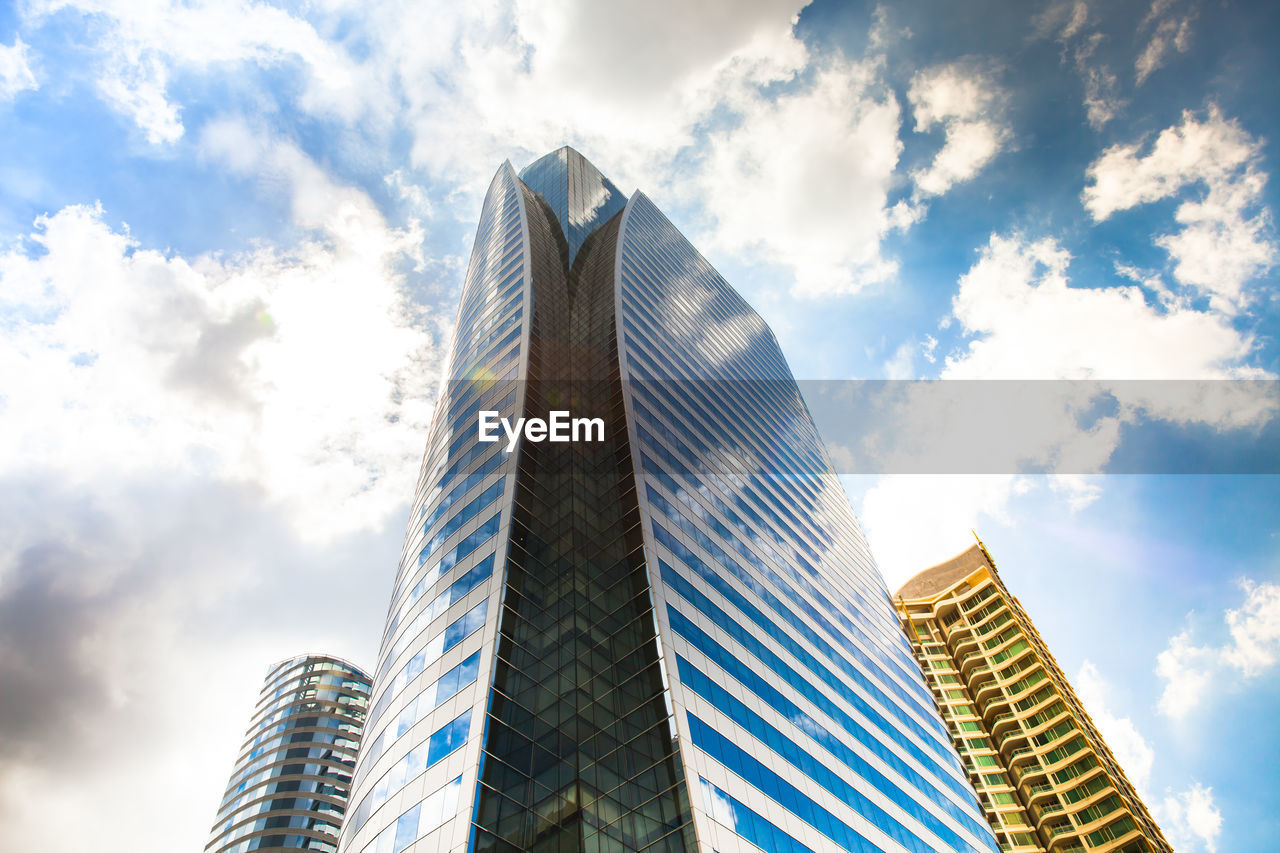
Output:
[339,148,998,853]
[517,146,629,267]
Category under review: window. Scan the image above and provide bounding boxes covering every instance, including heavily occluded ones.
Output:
[1084,816,1137,846]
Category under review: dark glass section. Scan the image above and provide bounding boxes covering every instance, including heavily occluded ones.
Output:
[473,171,694,853]
[518,147,629,269]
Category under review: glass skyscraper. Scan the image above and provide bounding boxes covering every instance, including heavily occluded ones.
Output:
[207,654,371,853]
[337,148,999,853]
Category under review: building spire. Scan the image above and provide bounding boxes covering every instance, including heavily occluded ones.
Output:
[972,529,1000,577]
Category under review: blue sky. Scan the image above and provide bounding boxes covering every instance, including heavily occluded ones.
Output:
[0,1,1277,851]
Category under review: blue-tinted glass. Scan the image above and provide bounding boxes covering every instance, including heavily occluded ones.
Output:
[392,804,420,853]
[426,710,472,768]
[679,655,987,849]
[518,147,628,266]
[699,778,816,853]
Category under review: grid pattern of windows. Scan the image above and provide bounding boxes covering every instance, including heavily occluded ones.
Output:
[341,148,1013,853]
[698,778,815,853]
[471,151,695,853]
[615,192,998,853]
[893,545,1174,853]
[338,162,530,853]
[207,656,371,853]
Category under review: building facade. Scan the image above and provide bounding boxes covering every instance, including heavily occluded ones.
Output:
[338,147,999,853]
[207,654,372,853]
[892,542,1173,853]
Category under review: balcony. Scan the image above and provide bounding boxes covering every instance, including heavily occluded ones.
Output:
[958,653,988,678]
[991,714,1021,738]
[972,678,1001,702]
[1022,782,1052,797]
[966,664,993,683]
[1008,746,1037,766]
[1000,669,1048,700]
[1044,822,1075,839]
[982,694,1013,720]
[1035,802,1064,819]
[1013,761,1047,785]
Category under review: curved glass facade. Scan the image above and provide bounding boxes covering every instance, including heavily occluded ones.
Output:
[206,655,371,853]
[614,193,998,853]
[336,161,528,853]
[340,147,999,853]
[470,155,695,853]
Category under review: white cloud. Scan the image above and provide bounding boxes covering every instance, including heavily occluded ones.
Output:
[0,36,38,101]
[1033,0,1091,42]
[95,51,183,145]
[1157,579,1280,719]
[1155,629,1216,720]
[696,63,904,296]
[939,233,1273,484]
[1075,661,1155,793]
[1084,107,1276,314]
[0,117,437,846]
[1043,0,1195,128]
[20,0,979,299]
[945,233,1258,381]
[862,230,1274,577]
[1222,579,1280,675]
[855,475,1024,588]
[923,115,1274,495]
[1084,108,1255,218]
[1075,33,1124,130]
[512,0,808,111]
[384,169,434,221]
[1034,1,1126,130]
[1136,0,1194,84]
[25,0,374,142]
[854,205,1272,581]
[881,339,917,380]
[921,334,938,363]
[0,476,398,852]
[907,62,1009,198]
[378,0,918,301]
[1160,782,1223,853]
[368,0,815,196]
[1076,661,1225,853]
[0,126,443,541]
[1114,260,1176,307]
[1069,659,1241,853]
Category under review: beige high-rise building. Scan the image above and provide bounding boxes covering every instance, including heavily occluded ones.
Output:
[892,539,1173,853]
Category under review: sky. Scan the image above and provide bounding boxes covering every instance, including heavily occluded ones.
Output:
[0,1,1277,851]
